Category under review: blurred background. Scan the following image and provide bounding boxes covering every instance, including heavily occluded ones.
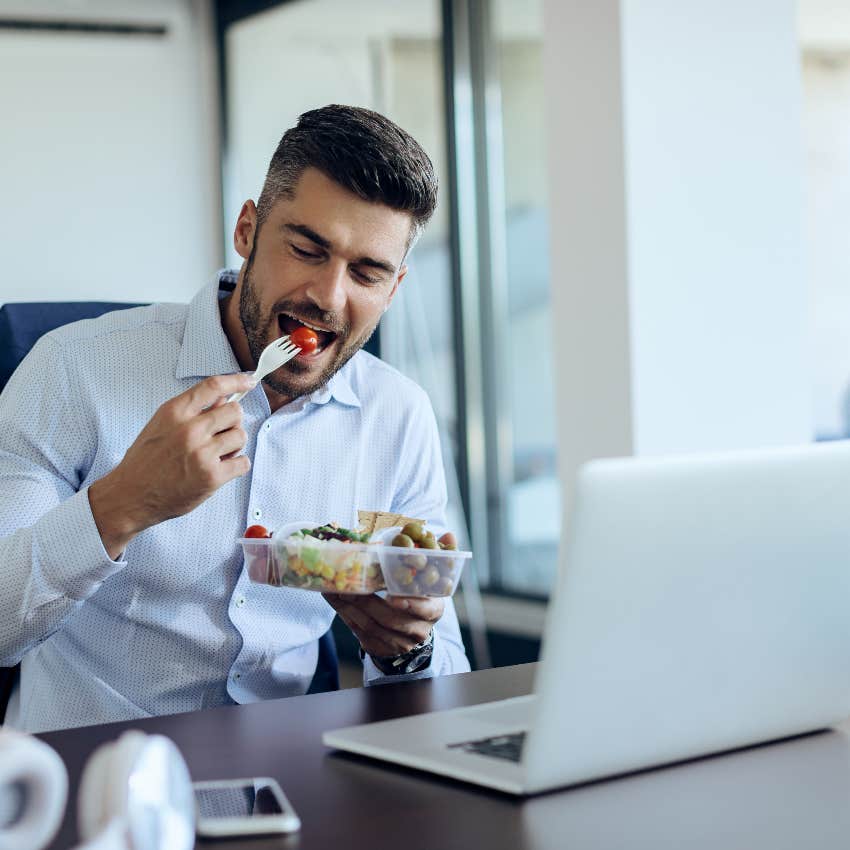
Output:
[0,0,847,670]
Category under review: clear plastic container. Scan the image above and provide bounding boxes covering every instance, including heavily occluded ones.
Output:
[375,527,472,598]
[240,521,385,594]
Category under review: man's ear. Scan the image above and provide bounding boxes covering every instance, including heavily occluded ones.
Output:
[385,265,408,309]
[233,201,258,260]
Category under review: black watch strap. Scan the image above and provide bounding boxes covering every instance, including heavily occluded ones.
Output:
[363,630,434,676]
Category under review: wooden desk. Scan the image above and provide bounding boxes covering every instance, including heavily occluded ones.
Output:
[38,663,850,849]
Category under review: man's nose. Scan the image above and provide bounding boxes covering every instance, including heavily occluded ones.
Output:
[305,261,348,315]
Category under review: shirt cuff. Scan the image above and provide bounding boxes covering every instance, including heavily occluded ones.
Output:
[36,487,128,601]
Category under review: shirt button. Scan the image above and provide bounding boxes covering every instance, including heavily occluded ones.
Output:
[236,596,246,607]
[233,672,241,681]
[264,422,271,431]
[252,508,262,520]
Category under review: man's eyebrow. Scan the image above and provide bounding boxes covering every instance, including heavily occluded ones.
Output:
[282,222,332,250]
[283,222,397,275]
[352,255,397,276]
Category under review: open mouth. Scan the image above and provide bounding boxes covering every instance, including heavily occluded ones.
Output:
[278,313,338,355]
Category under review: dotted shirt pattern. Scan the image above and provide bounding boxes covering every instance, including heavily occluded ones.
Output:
[0,272,470,732]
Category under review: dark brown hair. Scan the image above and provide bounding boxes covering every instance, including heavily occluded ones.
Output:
[256,104,438,250]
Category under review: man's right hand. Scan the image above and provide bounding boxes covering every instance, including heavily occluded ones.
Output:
[89,373,256,559]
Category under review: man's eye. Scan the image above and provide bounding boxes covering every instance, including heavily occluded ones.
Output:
[352,268,380,285]
[291,244,321,259]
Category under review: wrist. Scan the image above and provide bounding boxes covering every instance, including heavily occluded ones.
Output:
[366,630,434,676]
[88,469,150,559]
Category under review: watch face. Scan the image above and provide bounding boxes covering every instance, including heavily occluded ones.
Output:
[401,646,433,674]
[370,631,434,675]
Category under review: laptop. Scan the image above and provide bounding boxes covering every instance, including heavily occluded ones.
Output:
[323,441,850,794]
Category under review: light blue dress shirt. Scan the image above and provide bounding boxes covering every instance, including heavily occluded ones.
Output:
[0,272,469,732]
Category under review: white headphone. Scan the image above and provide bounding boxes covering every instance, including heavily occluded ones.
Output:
[0,731,67,850]
[0,730,195,850]
[77,731,195,850]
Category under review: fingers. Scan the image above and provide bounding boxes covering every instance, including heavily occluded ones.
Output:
[219,453,251,481]
[324,596,403,656]
[325,594,378,632]
[385,595,445,622]
[210,424,248,458]
[332,594,438,634]
[438,531,457,548]
[200,401,244,437]
[325,593,439,657]
[176,374,256,417]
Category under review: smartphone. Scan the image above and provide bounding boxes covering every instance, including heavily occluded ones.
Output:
[192,777,301,837]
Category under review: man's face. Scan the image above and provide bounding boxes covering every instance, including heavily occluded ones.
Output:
[234,167,411,400]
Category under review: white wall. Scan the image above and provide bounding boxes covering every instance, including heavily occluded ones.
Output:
[0,0,221,305]
[543,0,811,513]
[621,0,809,455]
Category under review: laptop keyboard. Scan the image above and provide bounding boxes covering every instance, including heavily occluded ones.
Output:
[448,731,527,763]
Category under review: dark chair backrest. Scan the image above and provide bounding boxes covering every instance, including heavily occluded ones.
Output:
[0,301,145,390]
[0,301,337,722]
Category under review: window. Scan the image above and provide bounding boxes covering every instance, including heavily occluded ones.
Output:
[801,48,850,441]
[444,0,557,596]
[492,0,558,595]
[220,0,558,599]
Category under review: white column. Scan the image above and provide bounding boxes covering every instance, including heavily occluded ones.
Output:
[543,0,811,511]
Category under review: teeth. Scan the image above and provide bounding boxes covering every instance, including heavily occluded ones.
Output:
[283,313,332,335]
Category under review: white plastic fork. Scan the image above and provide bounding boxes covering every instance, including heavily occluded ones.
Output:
[226,335,301,403]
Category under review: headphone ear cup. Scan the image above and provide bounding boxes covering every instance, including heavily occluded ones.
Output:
[77,732,149,843]
[77,744,114,841]
[77,731,194,850]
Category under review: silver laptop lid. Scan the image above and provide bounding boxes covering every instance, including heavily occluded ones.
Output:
[524,441,850,792]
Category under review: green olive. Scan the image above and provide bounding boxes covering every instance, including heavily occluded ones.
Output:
[391,533,415,548]
[420,533,438,550]
[404,553,428,571]
[392,566,414,585]
[401,522,425,542]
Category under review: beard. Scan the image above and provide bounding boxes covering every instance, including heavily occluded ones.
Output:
[238,245,378,400]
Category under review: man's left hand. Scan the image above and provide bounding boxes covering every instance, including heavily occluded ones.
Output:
[323,593,445,659]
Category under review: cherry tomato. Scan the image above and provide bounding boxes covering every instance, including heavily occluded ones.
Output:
[244,524,270,539]
[289,326,319,354]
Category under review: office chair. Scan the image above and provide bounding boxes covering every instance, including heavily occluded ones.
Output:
[0,301,338,722]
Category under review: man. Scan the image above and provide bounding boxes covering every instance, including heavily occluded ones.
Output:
[0,105,470,732]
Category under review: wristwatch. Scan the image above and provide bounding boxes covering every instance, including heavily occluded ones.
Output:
[364,630,434,675]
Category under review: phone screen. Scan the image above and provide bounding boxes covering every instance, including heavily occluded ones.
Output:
[192,778,300,835]
[195,781,283,818]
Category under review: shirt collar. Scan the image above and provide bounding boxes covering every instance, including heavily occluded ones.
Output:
[306,363,361,408]
[175,270,361,409]
[175,270,242,380]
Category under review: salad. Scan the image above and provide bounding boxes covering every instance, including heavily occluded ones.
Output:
[240,516,470,597]
[241,522,384,594]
